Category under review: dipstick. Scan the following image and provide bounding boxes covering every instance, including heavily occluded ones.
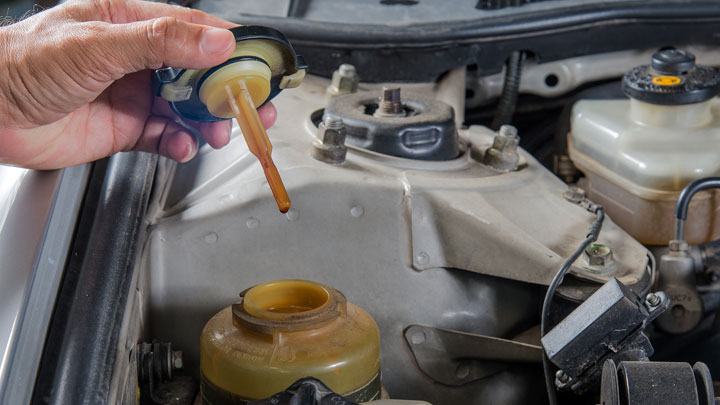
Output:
[226,81,291,213]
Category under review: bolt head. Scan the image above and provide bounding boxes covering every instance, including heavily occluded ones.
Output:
[555,370,571,384]
[329,64,359,95]
[669,239,689,253]
[312,117,347,164]
[584,243,613,267]
[645,292,661,306]
[563,186,586,203]
[498,124,518,139]
[317,119,346,146]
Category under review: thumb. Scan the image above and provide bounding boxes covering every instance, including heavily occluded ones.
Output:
[107,17,236,73]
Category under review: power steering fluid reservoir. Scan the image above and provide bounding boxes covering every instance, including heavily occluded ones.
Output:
[569,48,720,244]
[199,280,381,404]
[154,26,307,213]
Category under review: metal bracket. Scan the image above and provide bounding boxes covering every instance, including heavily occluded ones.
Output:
[404,325,541,386]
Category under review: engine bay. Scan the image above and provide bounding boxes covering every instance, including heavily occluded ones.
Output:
[18,2,720,405]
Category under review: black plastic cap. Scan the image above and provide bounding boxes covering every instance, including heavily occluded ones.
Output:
[623,48,720,105]
[651,48,696,75]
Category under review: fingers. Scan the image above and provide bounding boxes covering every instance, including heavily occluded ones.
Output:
[258,103,278,129]
[173,102,276,150]
[104,17,235,73]
[152,98,276,152]
[152,97,232,150]
[133,115,198,163]
[62,0,236,28]
[126,0,237,28]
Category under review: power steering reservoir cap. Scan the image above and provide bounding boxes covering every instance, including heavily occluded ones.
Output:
[622,48,720,105]
[153,26,308,122]
[651,48,696,75]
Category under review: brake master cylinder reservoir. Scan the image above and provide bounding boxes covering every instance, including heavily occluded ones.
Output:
[200,280,381,404]
[155,26,307,213]
[569,48,720,245]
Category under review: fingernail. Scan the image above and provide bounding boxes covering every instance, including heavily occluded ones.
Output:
[222,120,233,146]
[201,28,234,55]
[181,140,195,162]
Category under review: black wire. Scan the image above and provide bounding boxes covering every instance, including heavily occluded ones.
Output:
[674,177,720,241]
[491,51,525,130]
[540,206,605,405]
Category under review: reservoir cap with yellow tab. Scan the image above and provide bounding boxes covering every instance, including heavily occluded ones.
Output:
[154,25,307,122]
[622,48,720,105]
[153,26,307,213]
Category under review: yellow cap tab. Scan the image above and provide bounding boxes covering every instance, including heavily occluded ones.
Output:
[652,75,682,86]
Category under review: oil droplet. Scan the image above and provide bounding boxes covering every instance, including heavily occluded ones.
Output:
[411,331,426,345]
[204,232,218,244]
[415,251,430,265]
[246,217,259,229]
[285,208,299,221]
[350,205,364,218]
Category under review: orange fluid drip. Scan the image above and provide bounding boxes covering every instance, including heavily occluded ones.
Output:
[226,81,291,213]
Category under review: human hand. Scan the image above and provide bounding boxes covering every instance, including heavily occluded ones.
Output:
[0,0,277,169]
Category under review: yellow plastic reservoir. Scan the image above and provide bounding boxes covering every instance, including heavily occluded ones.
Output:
[200,280,381,404]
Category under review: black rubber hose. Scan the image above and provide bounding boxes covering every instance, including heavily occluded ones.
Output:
[541,205,605,405]
[491,51,525,130]
[674,177,720,241]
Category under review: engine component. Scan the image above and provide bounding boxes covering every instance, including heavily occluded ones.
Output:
[136,342,193,405]
[655,240,704,334]
[404,325,541,386]
[143,74,653,405]
[674,177,720,241]
[248,377,356,405]
[137,342,184,386]
[466,47,720,109]
[375,87,406,118]
[541,278,669,393]
[248,377,430,405]
[312,116,348,164]
[154,26,307,122]
[323,89,459,160]
[582,243,615,274]
[600,360,716,405]
[199,280,381,404]
[490,51,525,130]
[623,48,720,106]
[540,200,605,404]
[328,64,359,96]
[568,48,720,245]
[483,124,521,171]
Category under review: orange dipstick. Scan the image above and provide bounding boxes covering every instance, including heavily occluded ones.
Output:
[225,81,291,213]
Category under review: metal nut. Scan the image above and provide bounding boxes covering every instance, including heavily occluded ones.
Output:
[484,124,520,171]
[328,64,359,96]
[311,116,347,164]
[563,186,586,204]
[645,292,661,307]
[668,239,689,253]
[584,243,613,267]
[555,369,573,389]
